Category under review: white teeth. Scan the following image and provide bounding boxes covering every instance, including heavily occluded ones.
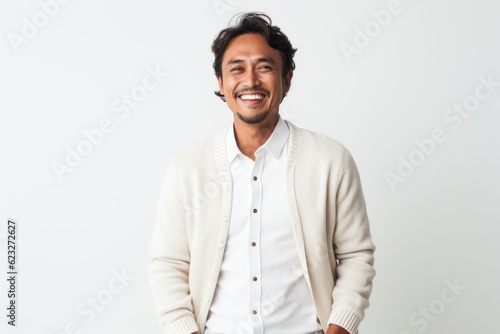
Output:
[240,94,264,100]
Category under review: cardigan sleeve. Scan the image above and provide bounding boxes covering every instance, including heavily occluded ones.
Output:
[148,160,199,334]
[328,148,376,334]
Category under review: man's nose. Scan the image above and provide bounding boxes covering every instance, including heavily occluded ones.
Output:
[242,69,260,87]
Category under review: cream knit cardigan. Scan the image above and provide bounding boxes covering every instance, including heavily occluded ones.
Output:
[149,120,375,334]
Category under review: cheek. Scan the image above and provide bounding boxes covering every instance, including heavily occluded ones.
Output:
[271,81,283,98]
[222,79,237,95]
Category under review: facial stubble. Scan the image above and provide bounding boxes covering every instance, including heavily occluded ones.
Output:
[236,109,271,124]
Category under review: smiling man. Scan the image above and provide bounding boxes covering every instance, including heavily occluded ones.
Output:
[149,12,375,334]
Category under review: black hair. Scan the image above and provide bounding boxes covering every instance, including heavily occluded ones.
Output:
[211,12,297,101]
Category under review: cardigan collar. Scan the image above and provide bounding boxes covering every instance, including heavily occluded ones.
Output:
[225,115,290,164]
[213,118,303,180]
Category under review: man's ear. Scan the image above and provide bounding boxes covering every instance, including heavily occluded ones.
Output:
[217,75,224,95]
[284,70,293,94]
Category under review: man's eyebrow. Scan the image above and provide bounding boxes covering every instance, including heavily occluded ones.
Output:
[226,59,244,66]
[225,57,278,67]
[256,57,278,66]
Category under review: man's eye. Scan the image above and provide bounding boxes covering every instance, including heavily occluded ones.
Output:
[259,65,273,71]
[230,67,243,72]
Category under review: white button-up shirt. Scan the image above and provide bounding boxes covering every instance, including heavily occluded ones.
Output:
[205,116,323,334]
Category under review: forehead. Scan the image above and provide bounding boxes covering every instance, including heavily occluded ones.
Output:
[222,33,283,67]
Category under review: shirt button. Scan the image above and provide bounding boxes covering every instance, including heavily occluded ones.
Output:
[252,310,257,315]
[222,216,228,222]
[218,243,224,248]
[251,242,256,247]
[253,176,258,181]
[252,276,258,282]
[253,208,258,213]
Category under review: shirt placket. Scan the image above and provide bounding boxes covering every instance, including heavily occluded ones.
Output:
[249,151,264,334]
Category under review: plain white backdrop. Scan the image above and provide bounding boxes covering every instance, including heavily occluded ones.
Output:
[1,0,499,333]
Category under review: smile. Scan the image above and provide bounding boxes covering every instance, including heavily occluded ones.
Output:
[239,94,265,100]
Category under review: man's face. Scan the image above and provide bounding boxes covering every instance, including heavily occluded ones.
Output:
[217,33,293,124]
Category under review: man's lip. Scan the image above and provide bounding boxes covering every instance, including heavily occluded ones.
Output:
[237,92,267,98]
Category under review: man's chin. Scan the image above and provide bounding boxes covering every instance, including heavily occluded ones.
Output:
[236,110,270,124]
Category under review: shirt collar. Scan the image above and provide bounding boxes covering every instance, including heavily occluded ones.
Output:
[226,116,290,164]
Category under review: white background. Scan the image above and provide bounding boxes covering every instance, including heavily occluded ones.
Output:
[1,0,499,333]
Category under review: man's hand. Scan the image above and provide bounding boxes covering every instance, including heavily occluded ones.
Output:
[326,323,350,334]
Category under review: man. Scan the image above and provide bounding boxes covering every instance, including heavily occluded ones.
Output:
[149,12,375,334]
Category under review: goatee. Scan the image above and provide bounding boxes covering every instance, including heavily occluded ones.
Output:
[236,109,270,124]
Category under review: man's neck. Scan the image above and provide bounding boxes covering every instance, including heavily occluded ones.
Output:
[233,114,280,160]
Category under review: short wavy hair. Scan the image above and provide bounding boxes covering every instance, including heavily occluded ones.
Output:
[211,12,297,101]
